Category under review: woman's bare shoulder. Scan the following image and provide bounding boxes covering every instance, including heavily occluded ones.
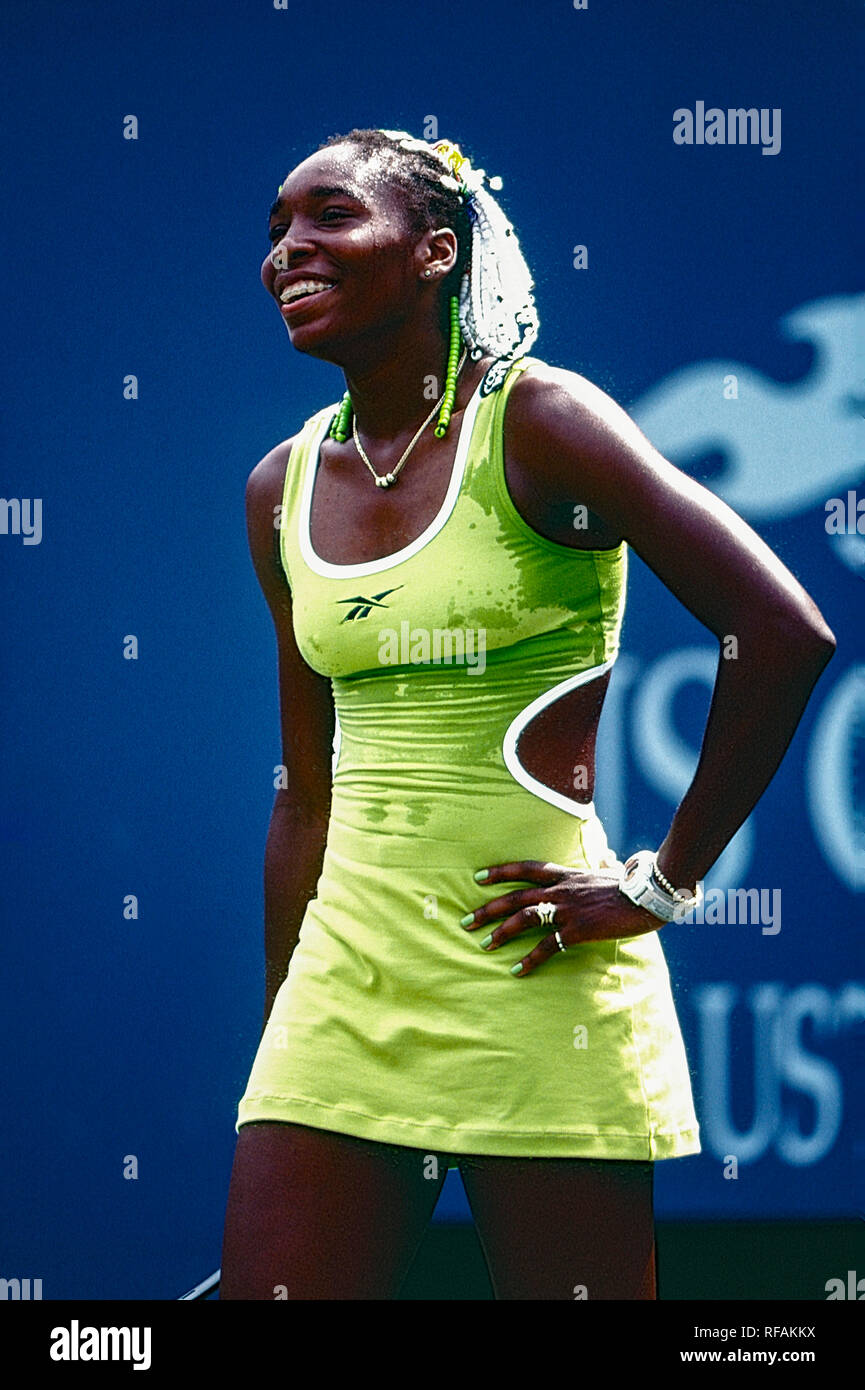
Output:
[507,358,640,445]
[503,357,660,523]
[246,435,297,512]
[244,436,299,594]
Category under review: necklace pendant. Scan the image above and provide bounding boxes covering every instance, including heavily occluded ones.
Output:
[352,345,466,491]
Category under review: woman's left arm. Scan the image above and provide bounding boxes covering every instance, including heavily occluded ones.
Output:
[513,365,837,889]
[463,367,836,970]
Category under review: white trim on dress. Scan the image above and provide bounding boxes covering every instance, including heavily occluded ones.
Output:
[298,378,486,579]
[501,659,615,819]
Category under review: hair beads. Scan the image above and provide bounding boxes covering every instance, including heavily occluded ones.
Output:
[329,295,462,444]
[433,296,462,438]
[328,391,353,443]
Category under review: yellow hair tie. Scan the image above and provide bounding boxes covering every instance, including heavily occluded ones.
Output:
[432,140,468,181]
[431,139,502,196]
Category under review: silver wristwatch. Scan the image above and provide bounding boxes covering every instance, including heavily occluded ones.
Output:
[617,849,702,922]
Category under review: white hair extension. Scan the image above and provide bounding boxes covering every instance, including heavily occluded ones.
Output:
[458,180,539,364]
[378,129,540,370]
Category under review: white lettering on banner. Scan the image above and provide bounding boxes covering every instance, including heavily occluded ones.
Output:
[693,983,859,1165]
[630,293,864,524]
[594,650,863,900]
[773,987,843,1165]
[697,983,780,1163]
[805,664,865,893]
[835,983,865,1030]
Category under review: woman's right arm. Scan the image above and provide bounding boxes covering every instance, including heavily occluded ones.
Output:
[246,441,336,1033]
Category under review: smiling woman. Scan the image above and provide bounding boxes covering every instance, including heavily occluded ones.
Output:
[219,127,835,1301]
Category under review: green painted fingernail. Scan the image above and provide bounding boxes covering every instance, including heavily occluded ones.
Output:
[460,913,474,927]
[510,963,523,975]
[480,933,493,948]
[473,868,489,882]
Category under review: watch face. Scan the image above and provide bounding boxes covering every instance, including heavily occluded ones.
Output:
[622,856,639,884]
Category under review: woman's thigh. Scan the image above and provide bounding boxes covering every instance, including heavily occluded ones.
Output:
[220,1121,449,1300]
[458,1154,656,1300]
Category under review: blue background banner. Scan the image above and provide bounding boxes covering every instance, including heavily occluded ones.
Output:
[1,0,860,1298]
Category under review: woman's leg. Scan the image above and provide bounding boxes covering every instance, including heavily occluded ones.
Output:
[220,1120,449,1299]
[458,1154,656,1300]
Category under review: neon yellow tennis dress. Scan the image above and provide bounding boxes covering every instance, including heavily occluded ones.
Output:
[236,356,701,1162]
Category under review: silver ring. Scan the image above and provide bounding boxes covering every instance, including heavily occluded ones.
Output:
[554,930,567,953]
[534,901,557,927]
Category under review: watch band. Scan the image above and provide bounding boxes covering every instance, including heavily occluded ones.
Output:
[618,849,702,922]
[651,860,694,901]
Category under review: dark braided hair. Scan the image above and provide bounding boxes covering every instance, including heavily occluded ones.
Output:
[295,127,540,366]
[315,128,473,310]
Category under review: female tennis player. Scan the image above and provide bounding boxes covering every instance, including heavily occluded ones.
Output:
[219,128,835,1300]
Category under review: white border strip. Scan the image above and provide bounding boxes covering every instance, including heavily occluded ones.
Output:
[501,659,615,820]
[298,378,486,579]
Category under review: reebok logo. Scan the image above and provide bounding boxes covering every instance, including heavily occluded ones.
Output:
[337,586,403,621]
